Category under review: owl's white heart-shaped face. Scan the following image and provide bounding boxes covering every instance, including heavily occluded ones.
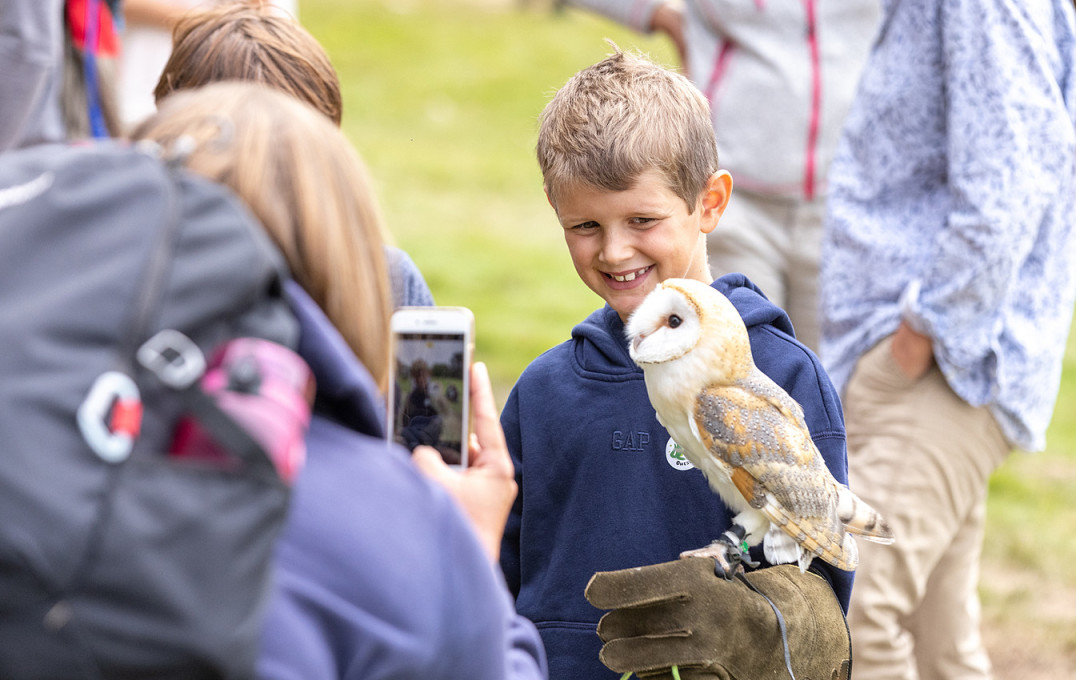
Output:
[626,285,701,364]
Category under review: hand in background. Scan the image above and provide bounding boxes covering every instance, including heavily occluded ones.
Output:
[650,3,688,79]
[412,361,517,563]
[891,320,934,381]
[123,0,190,29]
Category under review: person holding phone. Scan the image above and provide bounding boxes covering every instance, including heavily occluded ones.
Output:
[132,82,547,680]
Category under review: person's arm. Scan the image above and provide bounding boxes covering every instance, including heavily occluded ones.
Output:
[568,0,686,68]
[501,587,550,680]
[260,468,548,680]
[384,246,435,308]
[412,362,518,563]
[123,0,189,28]
[647,2,686,69]
[901,0,1075,377]
[413,401,547,680]
[567,0,665,32]
[262,408,545,680]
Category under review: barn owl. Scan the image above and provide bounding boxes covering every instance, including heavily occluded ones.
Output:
[626,278,893,575]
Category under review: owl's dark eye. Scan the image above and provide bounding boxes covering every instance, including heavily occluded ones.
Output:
[668,314,682,329]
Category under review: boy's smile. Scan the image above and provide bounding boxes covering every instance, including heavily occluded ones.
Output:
[605,265,653,287]
[553,169,731,322]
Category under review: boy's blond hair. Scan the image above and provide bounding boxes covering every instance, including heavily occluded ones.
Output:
[537,49,719,212]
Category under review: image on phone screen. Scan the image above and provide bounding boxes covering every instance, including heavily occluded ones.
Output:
[391,332,466,465]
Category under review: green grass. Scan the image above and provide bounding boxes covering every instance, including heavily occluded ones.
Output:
[979,331,1076,675]
[985,331,1076,576]
[302,0,1076,673]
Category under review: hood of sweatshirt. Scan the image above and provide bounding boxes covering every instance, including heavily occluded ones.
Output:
[285,281,386,439]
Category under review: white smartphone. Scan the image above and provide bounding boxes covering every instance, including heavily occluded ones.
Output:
[388,306,474,467]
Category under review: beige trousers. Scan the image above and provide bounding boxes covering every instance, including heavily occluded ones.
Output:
[707,189,824,353]
[843,336,1011,680]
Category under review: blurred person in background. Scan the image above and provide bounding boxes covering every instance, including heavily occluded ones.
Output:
[564,0,880,352]
[820,1,1076,677]
[150,0,433,310]
[1,0,67,150]
[119,0,297,131]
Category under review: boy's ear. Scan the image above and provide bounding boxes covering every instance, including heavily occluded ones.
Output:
[699,171,733,235]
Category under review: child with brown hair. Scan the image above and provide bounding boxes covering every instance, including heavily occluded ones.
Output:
[149,0,434,311]
[152,0,338,124]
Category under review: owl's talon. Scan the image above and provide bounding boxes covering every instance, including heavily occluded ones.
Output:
[679,523,759,579]
[712,550,741,580]
[680,536,744,580]
[678,543,740,579]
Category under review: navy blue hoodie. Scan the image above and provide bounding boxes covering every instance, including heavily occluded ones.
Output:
[500,274,851,680]
[258,283,547,680]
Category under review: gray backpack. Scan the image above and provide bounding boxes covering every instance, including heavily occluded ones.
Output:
[0,141,310,679]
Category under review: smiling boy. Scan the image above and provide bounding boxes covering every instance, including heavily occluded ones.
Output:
[498,50,855,679]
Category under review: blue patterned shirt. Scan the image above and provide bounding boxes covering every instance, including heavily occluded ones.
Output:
[820,0,1076,451]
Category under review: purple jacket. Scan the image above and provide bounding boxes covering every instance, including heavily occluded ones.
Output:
[257,283,547,680]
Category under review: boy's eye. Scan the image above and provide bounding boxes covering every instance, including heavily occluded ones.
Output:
[570,221,599,231]
[630,217,656,226]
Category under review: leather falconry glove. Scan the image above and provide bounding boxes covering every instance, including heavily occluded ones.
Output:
[584,558,851,680]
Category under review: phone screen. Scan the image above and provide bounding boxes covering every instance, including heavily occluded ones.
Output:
[391,331,467,465]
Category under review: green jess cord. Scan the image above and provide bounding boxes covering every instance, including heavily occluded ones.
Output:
[620,667,682,680]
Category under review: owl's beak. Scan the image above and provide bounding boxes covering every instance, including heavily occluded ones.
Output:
[631,333,646,353]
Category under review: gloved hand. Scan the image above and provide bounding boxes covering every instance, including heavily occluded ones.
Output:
[584,558,850,680]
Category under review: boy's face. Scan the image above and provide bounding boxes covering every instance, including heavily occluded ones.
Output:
[553,169,731,322]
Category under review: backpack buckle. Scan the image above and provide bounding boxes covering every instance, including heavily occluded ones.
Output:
[78,371,142,463]
[137,329,206,389]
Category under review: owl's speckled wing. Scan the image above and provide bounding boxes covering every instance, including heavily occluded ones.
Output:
[692,370,857,569]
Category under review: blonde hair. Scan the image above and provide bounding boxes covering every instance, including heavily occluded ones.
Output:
[154,0,342,126]
[133,82,393,390]
[537,49,719,212]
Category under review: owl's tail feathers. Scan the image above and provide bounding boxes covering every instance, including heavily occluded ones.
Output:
[836,484,895,545]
